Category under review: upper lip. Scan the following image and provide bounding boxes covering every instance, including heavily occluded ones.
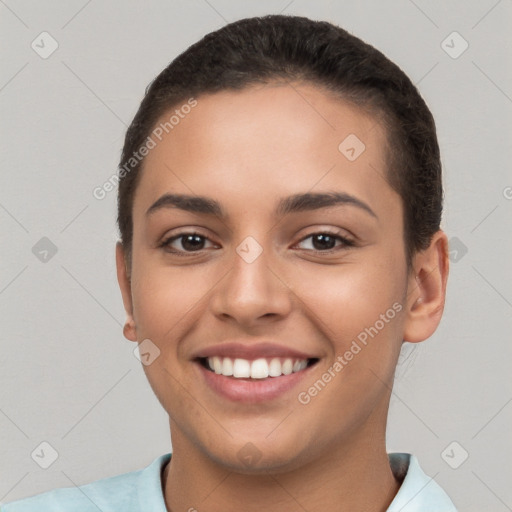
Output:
[192,342,319,361]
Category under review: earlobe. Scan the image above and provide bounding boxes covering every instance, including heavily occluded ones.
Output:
[123,321,137,342]
[402,230,449,343]
[115,242,137,342]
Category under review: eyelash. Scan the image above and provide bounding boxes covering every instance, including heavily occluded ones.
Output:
[159,230,355,256]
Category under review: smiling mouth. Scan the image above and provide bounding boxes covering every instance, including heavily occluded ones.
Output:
[196,356,319,379]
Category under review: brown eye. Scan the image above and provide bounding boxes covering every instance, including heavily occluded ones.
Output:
[160,232,215,255]
[296,232,354,252]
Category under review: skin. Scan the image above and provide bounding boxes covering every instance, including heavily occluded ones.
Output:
[116,82,449,512]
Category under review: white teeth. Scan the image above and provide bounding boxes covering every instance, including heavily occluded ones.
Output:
[233,358,251,378]
[250,358,269,379]
[205,356,311,378]
[212,356,222,374]
[269,358,282,377]
[281,359,293,375]
[292,360,302,372]
[221,357,233,376]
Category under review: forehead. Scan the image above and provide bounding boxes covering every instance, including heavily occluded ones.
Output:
[132,82,400,223]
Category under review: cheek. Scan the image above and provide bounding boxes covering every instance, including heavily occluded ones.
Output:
[130,264,208,412]
[291,260,406,426]
[290,251,407,404]
[130,262,208,339]
[293,258,405,344]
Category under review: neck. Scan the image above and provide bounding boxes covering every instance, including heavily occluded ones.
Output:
[162,420,401,512]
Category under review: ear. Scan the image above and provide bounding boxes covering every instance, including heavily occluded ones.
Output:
[402,230,449,343]
[115,242,137,342]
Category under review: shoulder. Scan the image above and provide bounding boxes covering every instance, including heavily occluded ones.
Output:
[387,453,458,511]
[1,453,171,512]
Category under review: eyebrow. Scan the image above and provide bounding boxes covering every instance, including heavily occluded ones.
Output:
[145,191,377,220]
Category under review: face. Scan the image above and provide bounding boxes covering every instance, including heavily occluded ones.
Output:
[116,82,445,473]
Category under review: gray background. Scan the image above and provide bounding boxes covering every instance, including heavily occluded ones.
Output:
[1,0,511,510]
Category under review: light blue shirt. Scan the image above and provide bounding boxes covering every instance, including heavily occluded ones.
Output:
[1,452,457,511]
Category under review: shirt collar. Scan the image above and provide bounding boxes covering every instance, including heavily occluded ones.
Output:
[139,452,457,511]
[387,453,457,511]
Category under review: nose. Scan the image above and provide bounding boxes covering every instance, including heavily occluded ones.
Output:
[209,236,293,327]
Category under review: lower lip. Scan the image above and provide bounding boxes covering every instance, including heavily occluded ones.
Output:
[195,361,317,404]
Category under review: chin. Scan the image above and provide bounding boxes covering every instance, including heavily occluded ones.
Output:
[201,433,314,475]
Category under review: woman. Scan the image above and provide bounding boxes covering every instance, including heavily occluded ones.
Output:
[3,14,455,512]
